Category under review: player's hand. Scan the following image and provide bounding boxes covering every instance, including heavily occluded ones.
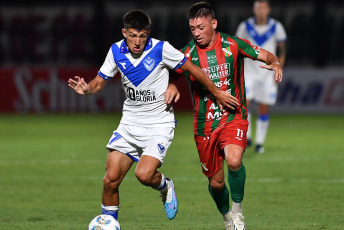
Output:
[165,83,180,104]
[68,76,90,94]
[259,62,283,83]
[214,90,239,111]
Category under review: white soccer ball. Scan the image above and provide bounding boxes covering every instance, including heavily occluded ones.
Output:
[88,214,121,230]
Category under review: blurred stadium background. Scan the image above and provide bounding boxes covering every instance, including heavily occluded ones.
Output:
[1,1,344,229]
[0,0,343,113]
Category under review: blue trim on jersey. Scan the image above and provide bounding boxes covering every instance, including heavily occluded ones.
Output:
[119,38,153,54]
[126,153,139,162]
[258,114,270,121]
[112,41,164,87]
[245,18,276,46]
[98,71,111,80]
[173,56,187,71]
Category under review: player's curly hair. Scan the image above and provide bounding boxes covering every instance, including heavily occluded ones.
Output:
[187,1,215,20]
[123,10,151,31]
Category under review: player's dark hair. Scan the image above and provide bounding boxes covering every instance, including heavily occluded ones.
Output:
[187,1,215,20]
[254,0,270,6]
[123,10,151,31]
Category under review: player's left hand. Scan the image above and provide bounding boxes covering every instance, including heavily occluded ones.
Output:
[259,62,283,83]
[165,83,180,104]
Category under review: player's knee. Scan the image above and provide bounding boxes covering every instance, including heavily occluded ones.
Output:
[209,179,225,191]
[135,168,153,186]
[227,159,242,171]
[103,174,121,190]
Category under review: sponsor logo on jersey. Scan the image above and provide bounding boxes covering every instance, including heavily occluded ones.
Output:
[192,57,199,61]
[143,57,155,71]
[200,162,209,172]
[157,143,165,154]
[202,63,230,80]
[207,54,217,64]
[126,87,157,102]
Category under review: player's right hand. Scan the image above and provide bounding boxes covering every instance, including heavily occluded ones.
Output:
[215,90,239,111]
[68,76,90,94]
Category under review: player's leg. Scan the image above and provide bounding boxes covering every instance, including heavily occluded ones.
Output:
[194,131,232,229]
[224,144,246,230]
[255,72,277,153]
[246,99,252,147]
[255,103,270,153]
[208,167,232,230]
[135,126,177,219]
[102,150,134,220]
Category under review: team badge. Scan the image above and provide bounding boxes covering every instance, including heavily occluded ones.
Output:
[143,57,155,71]
[157,143,165,154]
[222,47,232,57]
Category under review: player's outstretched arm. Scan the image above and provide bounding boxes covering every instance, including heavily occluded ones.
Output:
[68,75,107,95]
[257,48,283,84]
[180,59,239,110]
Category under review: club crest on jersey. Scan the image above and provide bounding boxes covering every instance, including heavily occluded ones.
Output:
[143,57,155,71]
[222,47,232,57]
[157,143,165,154]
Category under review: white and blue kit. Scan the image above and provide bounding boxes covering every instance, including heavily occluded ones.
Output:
[98,38,186,162]
[236,17,287,105]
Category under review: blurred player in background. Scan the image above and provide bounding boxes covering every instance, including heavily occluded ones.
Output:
[236,0,287,153]
[174,2,282,229]
[68,9,236,223]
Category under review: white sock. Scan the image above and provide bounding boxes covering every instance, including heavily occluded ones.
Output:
[256,114,270,145]
[247,111,252,140]
[223,210,231,222]
[231,202,242,214]
[156,173,167,192]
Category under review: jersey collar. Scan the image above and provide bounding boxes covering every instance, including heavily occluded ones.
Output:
[120,37,153,54]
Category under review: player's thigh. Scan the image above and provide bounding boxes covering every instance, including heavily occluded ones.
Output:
[245,75,256,101]
[256,74,278,105]
[105,150,134,182]
[135,155,162,179]
[218,117,248,151]
[142,126,174,164]
[194,131,224,178]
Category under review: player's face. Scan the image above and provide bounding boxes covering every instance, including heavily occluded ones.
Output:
[122,28,150,54]
[253,1,270,21]
[189,16,217,49]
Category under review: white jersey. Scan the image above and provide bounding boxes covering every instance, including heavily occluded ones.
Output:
[236,17,287,79]
[98,38,186,127]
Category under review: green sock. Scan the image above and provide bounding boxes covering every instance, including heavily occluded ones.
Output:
[228,163,246,203]
[208,184,230,215]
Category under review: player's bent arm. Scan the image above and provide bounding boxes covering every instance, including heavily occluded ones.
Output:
[68,75,108,95]
[179,59,239,110]
[277,41,287,67]
[257,48,283,83]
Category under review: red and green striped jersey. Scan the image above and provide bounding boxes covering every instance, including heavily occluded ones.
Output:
[180,32,260,136]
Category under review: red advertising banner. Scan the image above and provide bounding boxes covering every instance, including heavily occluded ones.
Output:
[0,67,193,113]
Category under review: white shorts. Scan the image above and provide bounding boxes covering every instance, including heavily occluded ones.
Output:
[245,71,278,105]
[106,123,174,164]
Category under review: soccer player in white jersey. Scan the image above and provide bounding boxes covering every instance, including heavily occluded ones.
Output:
[236,0,287,153]
[68,10,238,223]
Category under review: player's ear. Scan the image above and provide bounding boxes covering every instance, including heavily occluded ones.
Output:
[212,19,217,30]
[122,28,127,38]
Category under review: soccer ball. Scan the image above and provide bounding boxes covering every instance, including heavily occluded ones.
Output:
[88,214,121,230]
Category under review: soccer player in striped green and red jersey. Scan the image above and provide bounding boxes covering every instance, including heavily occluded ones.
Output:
[173,2,282,230]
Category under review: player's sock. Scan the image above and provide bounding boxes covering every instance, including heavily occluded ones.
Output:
[155,173,167,192]
[247,111,252,145]
[228,163,246,203]
[208,184,230,216]
[231,201,242,214]
[256,114,270,146]
[101,204,119,220]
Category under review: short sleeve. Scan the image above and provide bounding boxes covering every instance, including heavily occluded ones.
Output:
[162,42,187,71]
[276,22,287,42]
[98,47,118,80]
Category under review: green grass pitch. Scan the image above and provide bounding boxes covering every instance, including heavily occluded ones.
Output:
[0,113,343,229]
